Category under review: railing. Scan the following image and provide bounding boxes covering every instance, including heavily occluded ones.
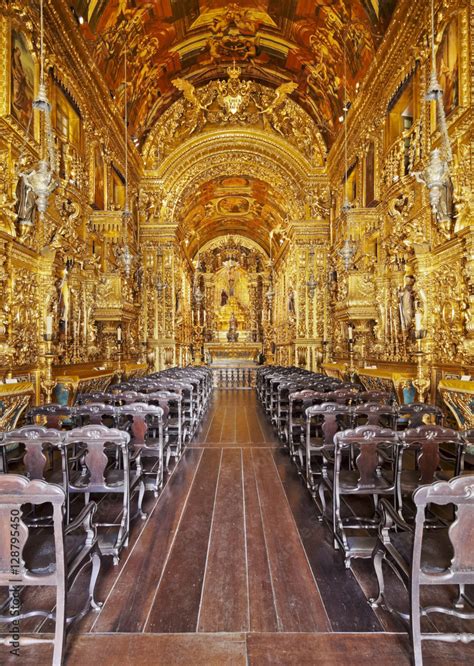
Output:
[212,367,256,390]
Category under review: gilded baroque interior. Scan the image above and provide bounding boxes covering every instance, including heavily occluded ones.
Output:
[0,0,472,421]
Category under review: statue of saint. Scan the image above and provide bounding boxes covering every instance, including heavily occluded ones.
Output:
[227,311,238,342]
[221,289,228,306]
[288,287,295,316]
[15,170,36,226]
[398,275,416,332]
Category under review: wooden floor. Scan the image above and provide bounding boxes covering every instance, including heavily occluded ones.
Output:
[2,391,474,664]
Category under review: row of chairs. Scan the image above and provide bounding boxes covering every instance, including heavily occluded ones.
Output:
[0,365,213,665]
[257,365,474,665]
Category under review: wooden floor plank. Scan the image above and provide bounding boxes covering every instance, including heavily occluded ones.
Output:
[242,449,279,632]
[246,632,474,665]
[251,449,331,632]
[91,448,204,633]
[271,448,384,632]
[198,449,248,632]
[145,448,222,633]
[2,633,247,666]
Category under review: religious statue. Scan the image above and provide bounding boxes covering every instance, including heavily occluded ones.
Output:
[288,287,296,316]
[398,275,416,332]
[15,170,36,226]
[220,289,228,306]
[227,311,239,342]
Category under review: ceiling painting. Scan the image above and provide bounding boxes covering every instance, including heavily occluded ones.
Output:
[72,0,398,148]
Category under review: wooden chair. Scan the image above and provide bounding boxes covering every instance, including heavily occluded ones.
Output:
[285,390,330,458]
[330,425,399,567]
[304,403,353,497]
[148,391,185,463]
[0,475,101,666]
[63,426,145,564]
[117,403,167,495]
[371,475,474,665]
[395,425,464,520]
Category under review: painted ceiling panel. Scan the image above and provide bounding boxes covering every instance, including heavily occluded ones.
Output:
[72,0,397,147]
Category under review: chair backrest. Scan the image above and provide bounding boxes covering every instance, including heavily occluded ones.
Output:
[75,392,115,405]
[113,391,149,405]
[356,391,393,405]
[353,402,398,427]
[118,403,165,446]
[64,426,130,488]
[334,425,399,487]
[398,402,443,427]
[331,389,360,405]
[72,402,118,426]
[2,425,64,480]
[27,404,72,429]
[401,425,463,484]
[0,475,65,583]
[412,474,474,578]
[305,403,353,445]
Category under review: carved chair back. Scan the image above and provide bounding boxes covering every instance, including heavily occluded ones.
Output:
[27,404,73,430]
[0,475,67,665]
[72,402,118,427]
[398,402,443,428]
[305,403,353,447]
[356,391,393,405]
[64,425,131,491]
[112,391,149,405]
[333,425,399,489]
[399,425,463,486]
[2,425,64,480]
[353,402,398,428]
[117,403,166,448]
[75,392,115,406]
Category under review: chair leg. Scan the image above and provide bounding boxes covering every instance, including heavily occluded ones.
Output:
[410,579,423,666]
[88,550,103,612]
[52,581,66,666]
[370,547,386,608]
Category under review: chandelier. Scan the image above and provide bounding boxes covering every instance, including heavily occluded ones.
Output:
[23,0,57,219]
[412,0,452,220]
[118,49,133,277]
[338,32,357,271]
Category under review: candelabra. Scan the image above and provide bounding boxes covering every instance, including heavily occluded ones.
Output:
[116,340,124,383]
[192,323,205,365]
[412,330,430,403]
[347,339,356,382]
[41,334,56,404]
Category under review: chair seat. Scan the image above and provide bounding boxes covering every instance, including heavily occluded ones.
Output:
[338,470,394,493]
[389,529,453,573]
[70,468,127,489]
[23,531,87,575]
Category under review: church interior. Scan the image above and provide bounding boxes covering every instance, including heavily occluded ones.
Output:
[0,0,473,664]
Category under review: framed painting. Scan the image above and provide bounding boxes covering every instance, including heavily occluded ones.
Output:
[93,145,105,210]
[10,29,34,130]
[436,16,459,116]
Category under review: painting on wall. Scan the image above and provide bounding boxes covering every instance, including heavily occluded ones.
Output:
[437,17,459,116]
[93,145,105,210]
[11,30,34,130]
[365,142,376,207]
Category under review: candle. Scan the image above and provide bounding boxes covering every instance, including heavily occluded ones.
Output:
[348,324,353,341]
[45,315,53,336]
[203,309,207,323]
[117,326,122,342]
[415,312,422,332]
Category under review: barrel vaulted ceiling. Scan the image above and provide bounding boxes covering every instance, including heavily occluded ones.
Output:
[72,0,398,149]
